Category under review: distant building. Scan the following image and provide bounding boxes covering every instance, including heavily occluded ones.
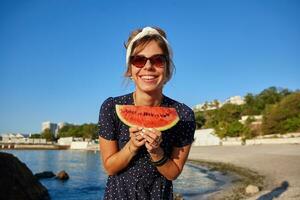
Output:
[1,133,25,143]
[193,128,221,146]
[42,121,58,136]
[194,95,245,112]
[42,121,71,138]
[239,115,263,124]
[224,96,245,105]
[193,100,222,112]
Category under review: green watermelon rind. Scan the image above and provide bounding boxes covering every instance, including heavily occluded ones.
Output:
[115,104,179,131]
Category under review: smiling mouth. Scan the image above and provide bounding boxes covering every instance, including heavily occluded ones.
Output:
[140,75,158,81]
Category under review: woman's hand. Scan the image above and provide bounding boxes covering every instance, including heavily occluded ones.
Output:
[143,128,164,159]
[128,127,146,154]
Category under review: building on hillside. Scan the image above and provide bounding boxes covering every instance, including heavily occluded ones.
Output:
[239,115,263,124]
[193,95,244,112]
[193,100,222,112]
[193,128,221,146]
[224,96,245,105]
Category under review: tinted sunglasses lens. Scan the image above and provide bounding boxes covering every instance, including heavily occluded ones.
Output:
[150,55,166,67]
[131,56,147,68]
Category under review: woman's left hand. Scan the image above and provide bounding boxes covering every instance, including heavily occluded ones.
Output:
[142,128,163,155]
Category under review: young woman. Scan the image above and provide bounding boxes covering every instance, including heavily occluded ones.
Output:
[98,26,195,199]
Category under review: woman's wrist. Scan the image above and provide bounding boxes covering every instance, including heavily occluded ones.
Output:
[150,153,168,167]
[128,141,138,155]
[149,147,164,162]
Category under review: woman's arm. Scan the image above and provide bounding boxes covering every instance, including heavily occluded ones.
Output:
[143,129,192,180]
[150,145,191,181]
[99,127,145,175]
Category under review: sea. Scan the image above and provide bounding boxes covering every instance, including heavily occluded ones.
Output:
[2,150,228,200]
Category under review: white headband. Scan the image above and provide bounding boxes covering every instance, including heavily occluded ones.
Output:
[126,27,173,67]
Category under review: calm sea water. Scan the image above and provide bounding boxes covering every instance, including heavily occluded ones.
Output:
[2,150,226,200]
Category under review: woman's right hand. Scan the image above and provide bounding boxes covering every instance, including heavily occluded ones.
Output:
[128,127,146,154]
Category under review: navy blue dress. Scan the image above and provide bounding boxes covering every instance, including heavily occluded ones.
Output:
[98,93,195,200]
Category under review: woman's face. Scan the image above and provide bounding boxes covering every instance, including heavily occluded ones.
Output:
[131,40,166,94]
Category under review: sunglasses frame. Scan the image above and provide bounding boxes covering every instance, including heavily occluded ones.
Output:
[130,54,168,68]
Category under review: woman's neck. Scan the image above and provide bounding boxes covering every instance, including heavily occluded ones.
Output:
[133,90,163,106]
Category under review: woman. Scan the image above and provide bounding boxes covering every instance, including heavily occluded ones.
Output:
[98,26,195,199]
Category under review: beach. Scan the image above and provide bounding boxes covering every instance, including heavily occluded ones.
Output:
[188,144,300,200]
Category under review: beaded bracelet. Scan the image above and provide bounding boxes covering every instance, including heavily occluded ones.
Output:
[151,154,168,167]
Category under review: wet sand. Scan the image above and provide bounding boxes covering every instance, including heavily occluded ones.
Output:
[188,144,300,200]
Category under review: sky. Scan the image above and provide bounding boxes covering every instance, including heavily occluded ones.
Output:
[0,0,299,134]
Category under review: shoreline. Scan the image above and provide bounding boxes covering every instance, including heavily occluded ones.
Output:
[188,144,300,200]
[186,159,265,200]
[0,144,70,150]
[3,144,300,199]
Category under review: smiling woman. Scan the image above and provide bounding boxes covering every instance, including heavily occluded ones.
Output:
[98,26,196,200]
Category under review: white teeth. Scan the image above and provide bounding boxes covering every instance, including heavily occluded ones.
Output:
[141,76,156,80]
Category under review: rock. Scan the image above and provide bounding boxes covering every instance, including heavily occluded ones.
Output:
[174,192,184,200]
[245,184,260,195]
[0,152,49,200]
[35,171,55,179]
[56,170,69,180]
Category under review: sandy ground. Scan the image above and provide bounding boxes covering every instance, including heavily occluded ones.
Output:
[188,144,300,200]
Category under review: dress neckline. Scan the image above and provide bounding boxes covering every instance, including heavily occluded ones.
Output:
[131,92,165,106]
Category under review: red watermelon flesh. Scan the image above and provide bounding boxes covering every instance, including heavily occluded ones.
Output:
[115,105,179,131]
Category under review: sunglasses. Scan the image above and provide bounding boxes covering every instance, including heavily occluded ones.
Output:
[130,54,167,68]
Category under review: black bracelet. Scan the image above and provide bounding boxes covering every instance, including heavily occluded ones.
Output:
[151,154,168,167]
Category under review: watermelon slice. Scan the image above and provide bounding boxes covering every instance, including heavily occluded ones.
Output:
[116,105,179,131]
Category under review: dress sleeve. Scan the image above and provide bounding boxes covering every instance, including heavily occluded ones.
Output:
[98,97,117,140]
[173,105,196,147]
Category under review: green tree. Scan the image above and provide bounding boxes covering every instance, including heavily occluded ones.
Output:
[242,87,291,115]
[262,92,300,135]
[58,123,98,139]
[195,111,206,129]
[82,123,98,139]
[29,133,41,138]
[41,128,55,141]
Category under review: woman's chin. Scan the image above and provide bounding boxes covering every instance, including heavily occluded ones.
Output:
[137,84,163,93]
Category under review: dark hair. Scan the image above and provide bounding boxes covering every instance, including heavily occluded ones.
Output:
[124,27,175,83]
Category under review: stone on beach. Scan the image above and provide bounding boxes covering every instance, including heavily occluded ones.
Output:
[0,152,49,200]
[174,192,184,200]
[245,184,260,195]
[35,171,56,179]
[56,170,69,180]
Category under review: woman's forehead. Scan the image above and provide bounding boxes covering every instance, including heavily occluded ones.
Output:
[132,40,163,55]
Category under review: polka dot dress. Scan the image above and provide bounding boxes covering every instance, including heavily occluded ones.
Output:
[98,93,196,200]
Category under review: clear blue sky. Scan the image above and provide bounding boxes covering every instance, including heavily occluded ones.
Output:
[1,0,299,134]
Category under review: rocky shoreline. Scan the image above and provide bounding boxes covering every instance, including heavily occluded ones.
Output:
[0,152,50,200]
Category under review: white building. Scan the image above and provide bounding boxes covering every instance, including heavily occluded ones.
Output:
[239,115,263,124]
[42,121,58,135]
[1,133,25,143]
[224,96,245,105]
[42,121,71,138]
[193,128,221,146]
[193,100,222,112]
[57,137,73,146]
[194,95,245,112]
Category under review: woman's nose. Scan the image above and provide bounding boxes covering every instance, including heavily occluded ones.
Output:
[143,60,155,70]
